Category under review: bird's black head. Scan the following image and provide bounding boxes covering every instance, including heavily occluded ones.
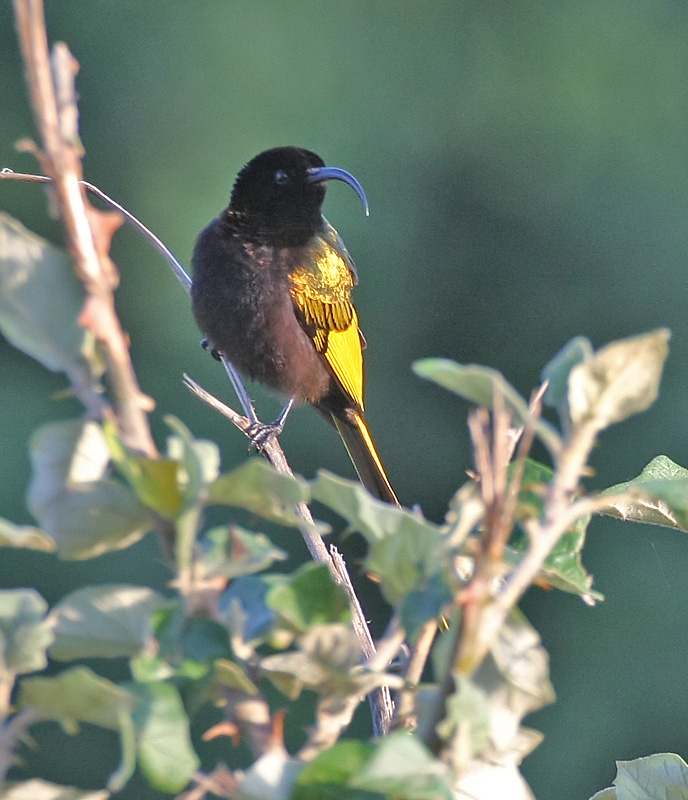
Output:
[227,146,368,246]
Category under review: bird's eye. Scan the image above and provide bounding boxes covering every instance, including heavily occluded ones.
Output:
[274,170,289,185]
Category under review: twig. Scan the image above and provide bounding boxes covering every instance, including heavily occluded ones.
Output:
[0,169,192,291]
[183,375,394,735]
[394,618,438,727]
[13,0,156,457]
[330,546,395,733]
[0,707,39,792]
[182,374,329,562]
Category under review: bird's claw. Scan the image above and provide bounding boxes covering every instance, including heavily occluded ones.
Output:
[201,338,222,362]
[246,420,285,452]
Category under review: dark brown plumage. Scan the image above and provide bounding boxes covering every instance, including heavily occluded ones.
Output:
[191,147,398,505]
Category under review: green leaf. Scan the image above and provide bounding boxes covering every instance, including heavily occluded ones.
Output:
[413,360,529,417]
[261,623,362,697]
[261,623,402,700]
[165,415,220,506]
[209,459,313,528]
[18,664,139,790]
[488,608,556,718]
[0,780,109,800]
[104,423,183,520]
[267,563,350,633]
[128,681,200,794]
[219,575,282,642]
[293,740,377,800]
[312,471,437,542]
[200,525,287,580]
[134,613,232,686]
[312,472,446,607]
[455,762,538,799]
[215,658,259,695]
[600,455,688,531]
[18,666,136,731]
[412,359,561,453]
[435,675,490,755]
[0,214,92,376]
[399,578,453,641]
[107,711,137,793]
[589,790,617,800]
[349,732,453,800]
[424,610,552,776]
[541,336,593,428]
[471,609,553,763]
[509,459,602,600]
[129,654,174,683]
[180,618,232,664]
[614,753,688,799]
[27,419,152,559]
[0,517,54,552]
[568,329,670,430]
[164,418,220,574]
[0,589,53,676]
[49,585,166,661]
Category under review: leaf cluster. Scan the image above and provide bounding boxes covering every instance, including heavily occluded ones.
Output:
[2,206,686,800]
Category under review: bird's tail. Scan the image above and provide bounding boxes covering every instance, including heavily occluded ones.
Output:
[328,409,399,506]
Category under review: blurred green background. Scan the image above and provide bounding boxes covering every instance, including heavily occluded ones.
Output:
[3,2,688,797]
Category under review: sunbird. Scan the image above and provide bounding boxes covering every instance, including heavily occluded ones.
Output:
[191,147,398,505]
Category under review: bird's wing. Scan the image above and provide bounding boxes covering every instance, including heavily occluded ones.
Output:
[288,221,365,411]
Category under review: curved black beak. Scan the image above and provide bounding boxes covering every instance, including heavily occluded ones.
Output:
[307,166,369,216]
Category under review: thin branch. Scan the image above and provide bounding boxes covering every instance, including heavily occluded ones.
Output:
[394,618,438,728]
[0,169,192,292]
[0,708,39,792]
[493,383,546,554]
[13,1,156,456]
[455,416,601,677]
[183,374,394,735]
[330,545,395,734]
[182,373,329,562]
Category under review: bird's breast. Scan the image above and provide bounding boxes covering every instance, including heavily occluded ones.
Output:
[191,223,331,402]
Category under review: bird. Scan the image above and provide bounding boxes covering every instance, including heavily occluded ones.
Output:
[190,146,398,505]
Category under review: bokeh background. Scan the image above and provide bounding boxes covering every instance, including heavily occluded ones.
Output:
[3,2,688,797]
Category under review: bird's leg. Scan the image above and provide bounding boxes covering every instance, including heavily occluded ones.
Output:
[200,338,222,362]
[201,342,261,425]
[199,339,292,449]
[247,399,295,451]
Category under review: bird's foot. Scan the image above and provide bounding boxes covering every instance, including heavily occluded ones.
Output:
[201,338,222,362]
[246,419,285,452]
[246,400,294,451]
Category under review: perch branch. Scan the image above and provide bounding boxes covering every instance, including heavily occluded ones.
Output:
[183,374,394,735]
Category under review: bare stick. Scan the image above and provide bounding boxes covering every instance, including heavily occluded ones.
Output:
[183,375,394,735]
[13,1,156,456]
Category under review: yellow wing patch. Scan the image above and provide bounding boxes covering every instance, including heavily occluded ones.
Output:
[319,311,364,411]
[288,227,365,411]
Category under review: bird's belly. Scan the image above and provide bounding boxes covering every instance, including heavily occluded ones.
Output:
[260,293,332,402]
[193,271,331,403]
